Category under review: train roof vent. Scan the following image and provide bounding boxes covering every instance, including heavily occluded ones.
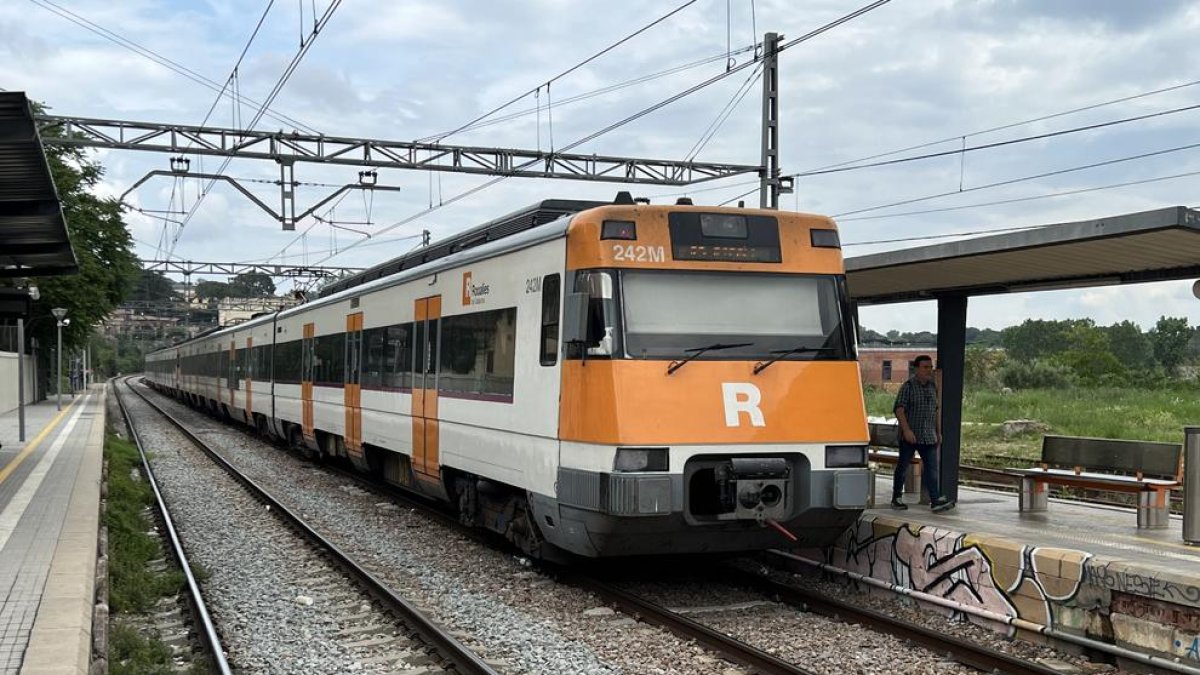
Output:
[613,191,634,205]
[675,197,693,205]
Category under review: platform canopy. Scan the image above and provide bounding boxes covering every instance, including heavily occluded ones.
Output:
[0,91,75,278]
[845,206,1200,304]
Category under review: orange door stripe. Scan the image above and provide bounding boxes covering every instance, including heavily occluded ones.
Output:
[302,322,315,439]
[345,312,364,457]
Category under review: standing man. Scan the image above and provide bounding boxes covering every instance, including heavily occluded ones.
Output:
[892,355,955,512]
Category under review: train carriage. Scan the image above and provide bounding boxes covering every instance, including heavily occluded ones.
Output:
[146,194,871,558]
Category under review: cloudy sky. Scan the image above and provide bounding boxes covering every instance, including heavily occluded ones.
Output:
[3,0,1199,333]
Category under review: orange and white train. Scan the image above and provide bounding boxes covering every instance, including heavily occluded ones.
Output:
[145,194,871,558]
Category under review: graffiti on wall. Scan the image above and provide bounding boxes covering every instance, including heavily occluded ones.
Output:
[826,517,1091,631]
[1085,559,1200,608]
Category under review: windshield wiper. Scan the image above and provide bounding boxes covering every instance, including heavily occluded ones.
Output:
[753,346,836,374]
[667,342,755,375]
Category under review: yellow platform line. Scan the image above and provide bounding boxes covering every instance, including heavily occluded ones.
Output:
[0,396,82,486]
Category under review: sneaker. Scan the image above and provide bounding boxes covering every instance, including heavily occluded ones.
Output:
[930,497,955,512]
[890,498,908,510]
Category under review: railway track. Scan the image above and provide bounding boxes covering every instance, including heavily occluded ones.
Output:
[116,378,498,675]
[577,564,1065,675]
[112,380,232,674]
[128,378,1109,674]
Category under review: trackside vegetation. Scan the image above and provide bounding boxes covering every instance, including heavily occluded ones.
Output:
[863,316,1200,467]
[104,433,191,674]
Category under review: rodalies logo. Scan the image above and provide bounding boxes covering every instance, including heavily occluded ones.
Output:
[461,272,491,306]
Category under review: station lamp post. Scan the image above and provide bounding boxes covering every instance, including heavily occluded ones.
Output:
[52,307,68,411]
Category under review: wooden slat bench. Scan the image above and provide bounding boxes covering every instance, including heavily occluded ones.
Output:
[868,422,926,503]
[1007,435,1183,529]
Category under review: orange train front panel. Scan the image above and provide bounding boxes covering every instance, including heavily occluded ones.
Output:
[559,360,867,446]
[565,205,845,274]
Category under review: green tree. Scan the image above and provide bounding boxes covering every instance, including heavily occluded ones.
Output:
[964,345,1007,389]
[28,103,139,360]
[194,280,230,301]
[1001,318,1094,361]
[1054,320,1125,384]
[131,271,179,302]
[1105,320,1154,369]
[1149,316,1192,374]
[227,272,275,298]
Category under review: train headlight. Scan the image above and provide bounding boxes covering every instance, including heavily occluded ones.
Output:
[613,447,669,472]
[826,445,868,468]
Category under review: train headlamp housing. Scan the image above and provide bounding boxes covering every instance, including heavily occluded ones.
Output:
[826,445,868,468]
[601,220,638,240]
[810,228,841,248]
[613,447,669,472]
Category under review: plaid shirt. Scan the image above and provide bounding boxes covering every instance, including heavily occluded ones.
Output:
[893,376,939,444]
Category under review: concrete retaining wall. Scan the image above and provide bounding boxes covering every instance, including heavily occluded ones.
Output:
[808,514,1200,664]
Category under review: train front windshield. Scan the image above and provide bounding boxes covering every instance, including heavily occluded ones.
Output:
[576,269,854,361]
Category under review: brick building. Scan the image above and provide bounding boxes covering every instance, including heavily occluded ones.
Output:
[859,347,937,391]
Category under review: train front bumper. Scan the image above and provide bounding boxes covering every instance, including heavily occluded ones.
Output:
[533,466,870,557]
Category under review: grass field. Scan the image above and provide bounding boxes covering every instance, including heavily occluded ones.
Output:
[863,386,1200,467]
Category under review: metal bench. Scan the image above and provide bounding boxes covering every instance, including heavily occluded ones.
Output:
[868,422,926,504]
[1007,435,1183,529]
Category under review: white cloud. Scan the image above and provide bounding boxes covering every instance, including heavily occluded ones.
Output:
[6,0,1199,325]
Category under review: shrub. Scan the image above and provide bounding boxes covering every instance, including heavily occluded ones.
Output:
[998,358,1076,390]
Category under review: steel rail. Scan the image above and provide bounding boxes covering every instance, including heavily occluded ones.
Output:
[112,378,233,675]
[742,558,1064,675]
[120,378,499,675]
[563,574,820,675]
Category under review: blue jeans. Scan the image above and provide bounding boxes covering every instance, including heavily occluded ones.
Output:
[893,439,942,502]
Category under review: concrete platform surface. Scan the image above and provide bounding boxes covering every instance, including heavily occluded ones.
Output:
[0,389,104,675]
[870,475,1200,578]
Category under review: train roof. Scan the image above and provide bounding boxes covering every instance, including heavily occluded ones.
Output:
[319,198,605,297]
[150,197,614,355]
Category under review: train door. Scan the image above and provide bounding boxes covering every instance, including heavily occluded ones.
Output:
[301,322,315,442]
[344,312,366,468]
[227,340,236,408]
[245,336,253,421]
[412,295,441,482]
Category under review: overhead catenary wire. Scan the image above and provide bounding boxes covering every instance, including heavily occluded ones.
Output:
[685,98,1200,203]
[793,101,1200,179]
[413,44,757,142]
[808,75,1200,176]
[842,224,1046,247]
[427,0,703,144]
[169,0,345,257]
[654,74,1200,201]
[837,167,1200,222]
[683,62,763,163]
[26,0,319,134]
[832,139,1200,218]
[309,0,894,267]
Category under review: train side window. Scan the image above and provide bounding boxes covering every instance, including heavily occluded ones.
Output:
[438,308,517,398]
[363,327,385,388]
[567,270,616,358]
[540,274,560,366]
[385,323,412,389]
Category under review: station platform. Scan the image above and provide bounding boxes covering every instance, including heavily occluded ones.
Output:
[871,475,1200,578]
[799,475,1200,670]
[0,388,104,675]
